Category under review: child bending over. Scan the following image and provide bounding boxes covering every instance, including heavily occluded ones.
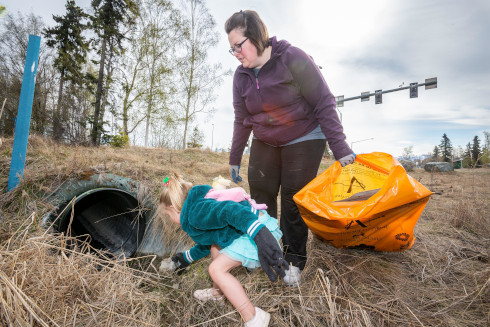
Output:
[158,174,288,327]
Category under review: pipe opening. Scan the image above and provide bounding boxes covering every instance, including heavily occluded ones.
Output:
[55,188,146,258]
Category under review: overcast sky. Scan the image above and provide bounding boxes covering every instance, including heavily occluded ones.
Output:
[2,0,489,156]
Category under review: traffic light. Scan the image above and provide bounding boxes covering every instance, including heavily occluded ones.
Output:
[361,91,370,102]
[375,90,382,104]
[335,95,344,107]
[410,83,418,98]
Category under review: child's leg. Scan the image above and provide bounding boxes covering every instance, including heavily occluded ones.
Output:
[209,245,224,297]
[208,252,256,322]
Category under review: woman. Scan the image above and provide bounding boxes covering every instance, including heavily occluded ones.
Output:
[225,10,355,286]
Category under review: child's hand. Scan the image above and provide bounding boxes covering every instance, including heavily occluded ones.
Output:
[172,253,190,275]
[253,228,289,282]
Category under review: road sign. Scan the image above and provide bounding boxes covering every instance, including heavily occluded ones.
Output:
[425,77,437,89]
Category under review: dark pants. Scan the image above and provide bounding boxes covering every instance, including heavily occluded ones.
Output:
[248,139,326,270]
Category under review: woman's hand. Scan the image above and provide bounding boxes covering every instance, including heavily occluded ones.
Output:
[339,153,356,167]
[229,165,243,183]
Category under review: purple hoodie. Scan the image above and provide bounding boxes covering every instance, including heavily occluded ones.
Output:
[229,37,352,165]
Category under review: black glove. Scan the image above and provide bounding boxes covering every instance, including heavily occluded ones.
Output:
[171,252,190,275]
[253,227,289,282]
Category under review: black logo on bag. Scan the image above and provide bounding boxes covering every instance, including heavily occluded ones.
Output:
[400,241,411,250]
[395,233,410,241]
[347,177,366,193]
[345,220,367,230]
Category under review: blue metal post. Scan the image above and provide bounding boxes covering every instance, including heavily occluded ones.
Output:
[7,35,41,191]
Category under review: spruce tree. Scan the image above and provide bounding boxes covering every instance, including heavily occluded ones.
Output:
[43,0,89,141]
[432,145,440,161]
[439,133,453,163]
[463,142,472,168]
[471,135,481,166]
[186,126,204,148]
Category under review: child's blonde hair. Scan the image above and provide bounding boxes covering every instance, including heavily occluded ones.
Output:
[159,173,193,212]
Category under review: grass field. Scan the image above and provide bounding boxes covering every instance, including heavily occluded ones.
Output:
[0,136,488,326]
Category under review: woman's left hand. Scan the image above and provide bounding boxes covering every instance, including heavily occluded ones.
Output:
[339,153,356,167]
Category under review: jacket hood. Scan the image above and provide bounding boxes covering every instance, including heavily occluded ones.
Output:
[236,36,290,73]
[270,36,291,57]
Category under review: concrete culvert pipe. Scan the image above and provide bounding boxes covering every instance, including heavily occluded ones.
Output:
[43,173,153,258]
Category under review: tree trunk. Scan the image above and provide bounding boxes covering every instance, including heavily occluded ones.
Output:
[182,56,194,149]
[98,50,114,144]
[144,90,152,147]
[91,35,107,146]
[144,58,156,147]
[122,91,129,136]
[53,69,65,141]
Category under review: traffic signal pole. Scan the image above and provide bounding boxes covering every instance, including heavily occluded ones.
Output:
[335,77,437,107]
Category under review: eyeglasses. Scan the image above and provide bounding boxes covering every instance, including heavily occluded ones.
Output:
[229,38,248,55]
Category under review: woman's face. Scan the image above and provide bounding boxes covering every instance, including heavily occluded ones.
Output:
[228,28,258,69]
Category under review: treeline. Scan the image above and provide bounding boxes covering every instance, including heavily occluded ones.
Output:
[0,0,229,148]
[431,132,490,168]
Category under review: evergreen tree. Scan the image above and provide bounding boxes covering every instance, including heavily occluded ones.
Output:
[90,0,138,145]
[186,126,203,148]
[463,142,472,168]
[439,133,453,163]
[43,0,89,141]
[471,135,481,166]
[432,145,440,161]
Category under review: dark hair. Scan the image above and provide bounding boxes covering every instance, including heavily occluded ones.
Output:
[225,10,269,56]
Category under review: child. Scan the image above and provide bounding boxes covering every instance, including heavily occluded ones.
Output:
[158,174,288,327]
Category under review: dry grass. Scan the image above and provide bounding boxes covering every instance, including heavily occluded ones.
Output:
[0,136,489,326]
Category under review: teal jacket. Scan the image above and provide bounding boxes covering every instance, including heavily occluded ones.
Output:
[180,185,265,264]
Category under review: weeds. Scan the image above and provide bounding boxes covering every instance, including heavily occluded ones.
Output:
[0,136,488,326]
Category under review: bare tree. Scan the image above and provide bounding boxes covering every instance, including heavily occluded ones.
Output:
[115,0,183,146]
[174,0,230,149]
[139,0,183,146]
[0,12,54,136]
[402,145,414,160]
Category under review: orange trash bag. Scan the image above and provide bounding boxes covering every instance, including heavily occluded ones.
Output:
[293,152,433,251]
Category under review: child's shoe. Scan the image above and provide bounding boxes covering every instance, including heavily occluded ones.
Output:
[193,288,224,303]
[244,307,270,327]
